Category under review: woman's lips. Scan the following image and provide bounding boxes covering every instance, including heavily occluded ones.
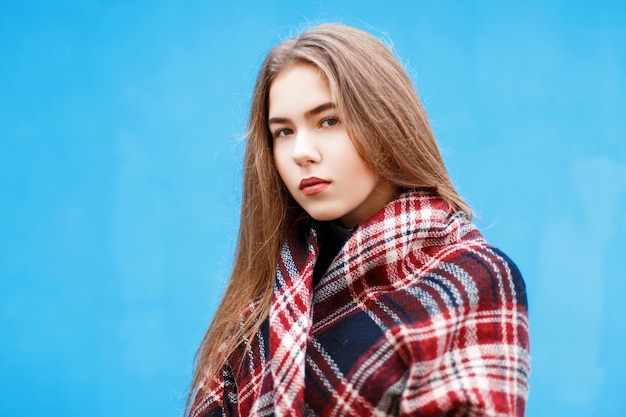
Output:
[299,177,330,196]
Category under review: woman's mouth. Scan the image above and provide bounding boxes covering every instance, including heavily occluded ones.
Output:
[299,177,330,196]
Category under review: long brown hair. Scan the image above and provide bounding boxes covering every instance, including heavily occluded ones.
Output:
[187,23,471,410]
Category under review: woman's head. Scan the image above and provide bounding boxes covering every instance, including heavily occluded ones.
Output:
[268,62,399,228]
[245,23,470,227]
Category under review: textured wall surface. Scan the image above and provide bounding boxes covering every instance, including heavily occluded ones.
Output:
[1,1,624,416]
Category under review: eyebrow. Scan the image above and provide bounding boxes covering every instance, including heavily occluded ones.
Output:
[268,102,336,125]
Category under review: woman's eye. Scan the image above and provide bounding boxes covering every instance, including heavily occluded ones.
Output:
[273,128,293,138]
[320,117,340,128]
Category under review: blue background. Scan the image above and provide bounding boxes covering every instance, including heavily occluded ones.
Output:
[1,1,624,416]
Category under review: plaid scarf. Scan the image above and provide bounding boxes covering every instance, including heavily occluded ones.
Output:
[190,190,530,417]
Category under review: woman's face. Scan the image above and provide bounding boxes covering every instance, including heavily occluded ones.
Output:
[268,63,397,228]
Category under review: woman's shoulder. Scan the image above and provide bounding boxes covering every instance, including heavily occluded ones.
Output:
[389,225,528,320]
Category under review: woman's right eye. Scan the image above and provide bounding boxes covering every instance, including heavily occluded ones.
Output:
[273,128,293,138]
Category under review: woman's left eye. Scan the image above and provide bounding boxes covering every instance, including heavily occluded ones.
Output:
[320,117,340,128]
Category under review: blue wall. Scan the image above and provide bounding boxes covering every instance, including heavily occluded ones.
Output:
[1,1,624,416]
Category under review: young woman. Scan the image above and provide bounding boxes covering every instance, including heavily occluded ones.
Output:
[187,24,530,417]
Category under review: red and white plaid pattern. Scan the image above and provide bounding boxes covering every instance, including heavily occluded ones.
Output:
[268,221,317,417]
[190,190,530,417]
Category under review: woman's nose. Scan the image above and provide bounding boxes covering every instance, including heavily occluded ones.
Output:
[292,131,321,166]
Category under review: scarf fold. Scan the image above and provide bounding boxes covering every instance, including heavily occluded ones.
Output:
[266,190,472,416]
[269,219,319,417]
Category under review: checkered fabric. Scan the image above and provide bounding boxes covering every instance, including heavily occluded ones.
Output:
[190,190,530,417]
